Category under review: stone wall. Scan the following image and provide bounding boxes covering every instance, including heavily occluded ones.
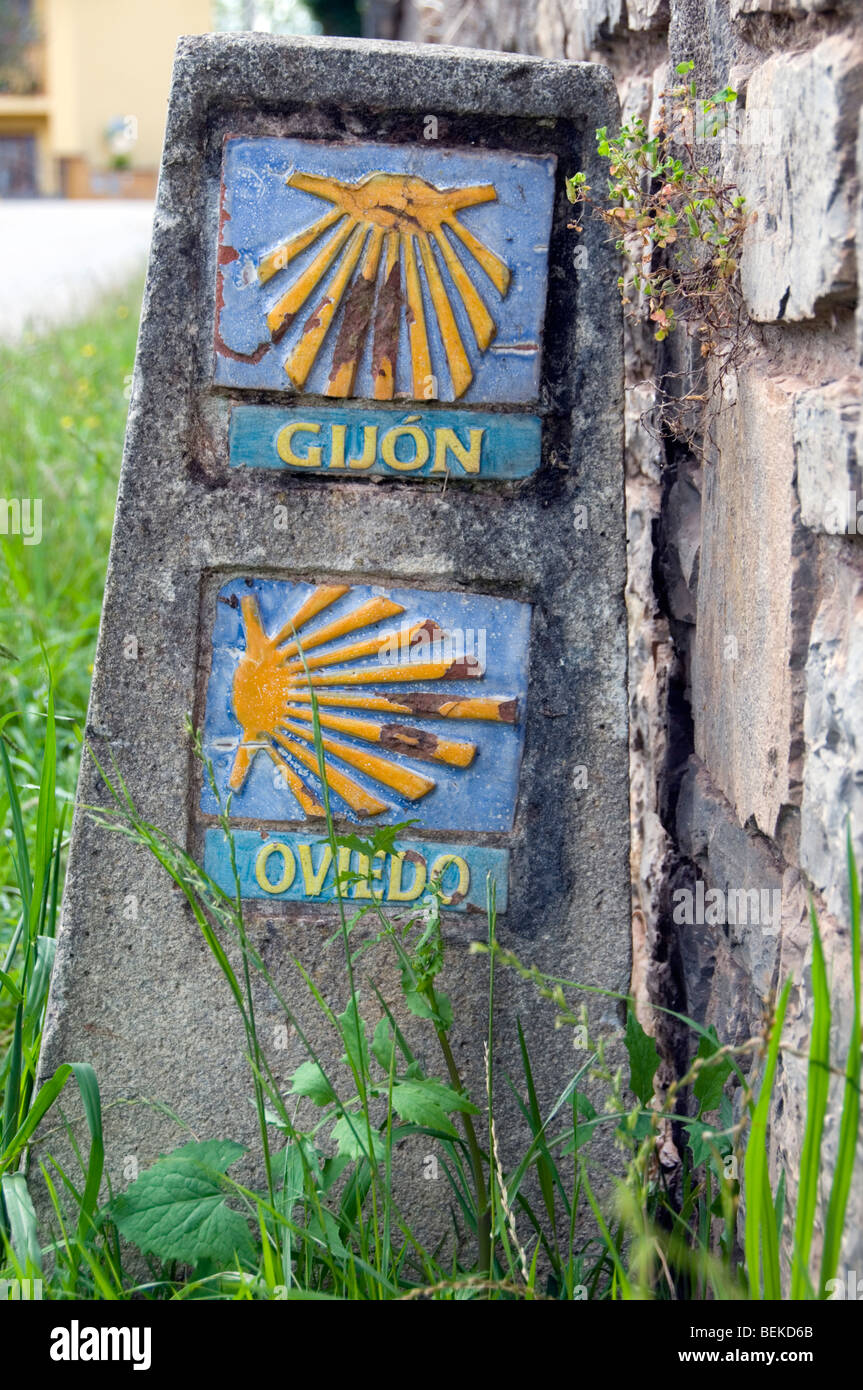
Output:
[374,0,863,1269]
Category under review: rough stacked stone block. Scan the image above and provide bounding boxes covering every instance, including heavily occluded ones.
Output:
[739,37,863,322]
[693,368,816,837]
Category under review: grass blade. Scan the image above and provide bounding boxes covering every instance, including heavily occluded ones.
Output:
[744,978,791,1299]
[820,827,862,1293]
[791,900,830,1298]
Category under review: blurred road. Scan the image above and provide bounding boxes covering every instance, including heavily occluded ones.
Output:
[0,200,154,341]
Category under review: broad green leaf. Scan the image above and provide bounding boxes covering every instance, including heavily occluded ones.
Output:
[624,1008,660,1106]
[371,1016,395,1073]
[336,996,370,1079]
[109,1139,254,1265]
[566,1116,604,1153]
[0,968,24,1005]
[1,1173,42,1274]
[683,1117,731,1170]
[403,988,453,1030]
[305,1205,349,1260]
[693,1028,732,1115]
[390,1079,479,1138]
[330,1113,385,1164]
[320,1153,351,1193]
[24,935,56,1022]
[575,1092,597,1121]
[289,1061,336,1108]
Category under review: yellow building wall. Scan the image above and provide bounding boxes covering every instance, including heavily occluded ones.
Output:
[46,0,211,171]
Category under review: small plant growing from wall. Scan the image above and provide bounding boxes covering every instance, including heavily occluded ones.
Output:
[568,62,753,448]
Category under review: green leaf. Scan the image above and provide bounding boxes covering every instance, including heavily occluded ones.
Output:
[683,1117,731,1170]
[391,1079,479,1138]
[624,1008,660,1106]
[788,904,831,1295]
[694,1028,733,1115]
[744,979,792,1300]
[24,935,55,1022]
[109,1139,254,1265]
[820,826,862,1293]
[371,1016,395,1073]
[334,821,418,861]
[331,1113,385,1164]
[1,1173,42,1274]
[269,1142,308,1214]
[565,173,587,204]
[575,1092,597,1121]
[336,996,370,1079]
[403,988,453,1029]
[288,1061,337,1108]
[305,1205,349,1259]
[0,968,24,1005]
[567,1116,604,1153]
[515,1018,558,1238]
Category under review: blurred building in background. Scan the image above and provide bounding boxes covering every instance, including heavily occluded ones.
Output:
[0,0,211,197]
[0,0,359,199]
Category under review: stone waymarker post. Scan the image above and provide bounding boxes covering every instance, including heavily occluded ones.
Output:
[40,35,629,1214]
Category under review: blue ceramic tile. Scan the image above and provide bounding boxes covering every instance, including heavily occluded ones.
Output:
[200,577,531,831]
[215,136,556,404]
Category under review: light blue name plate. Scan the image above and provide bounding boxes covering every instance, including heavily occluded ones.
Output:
[204,829,508,913]
[228,406,541,480]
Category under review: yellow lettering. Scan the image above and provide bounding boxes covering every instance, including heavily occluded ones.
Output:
[329,423,347,469]
[381,425,430,472]
[298,843,333,896]
[432,427,484,474]
[255,842,296,894]
[348,425,378,470]
[429,853,470,905]
[334,845,353,897]
[276,422,322,468]
[353,850,386,900]
[387,851,428,901]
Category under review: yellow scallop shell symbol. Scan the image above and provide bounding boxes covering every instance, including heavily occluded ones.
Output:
[228,583,518,820]
[256,170,511,402]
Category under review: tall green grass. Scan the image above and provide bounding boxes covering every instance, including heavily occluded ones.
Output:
[0,288,139,1295]
[72,706,863,1300]
[0,287,141,968]
[0,659,861,1299]
[0,687,105,1291]
[0,644,859,1298]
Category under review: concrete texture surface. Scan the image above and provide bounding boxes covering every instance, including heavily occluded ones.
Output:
[38,35,630,1249]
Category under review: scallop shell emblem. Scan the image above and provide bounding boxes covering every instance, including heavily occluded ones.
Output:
[256,170,511,402]
[227,582,519,820]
